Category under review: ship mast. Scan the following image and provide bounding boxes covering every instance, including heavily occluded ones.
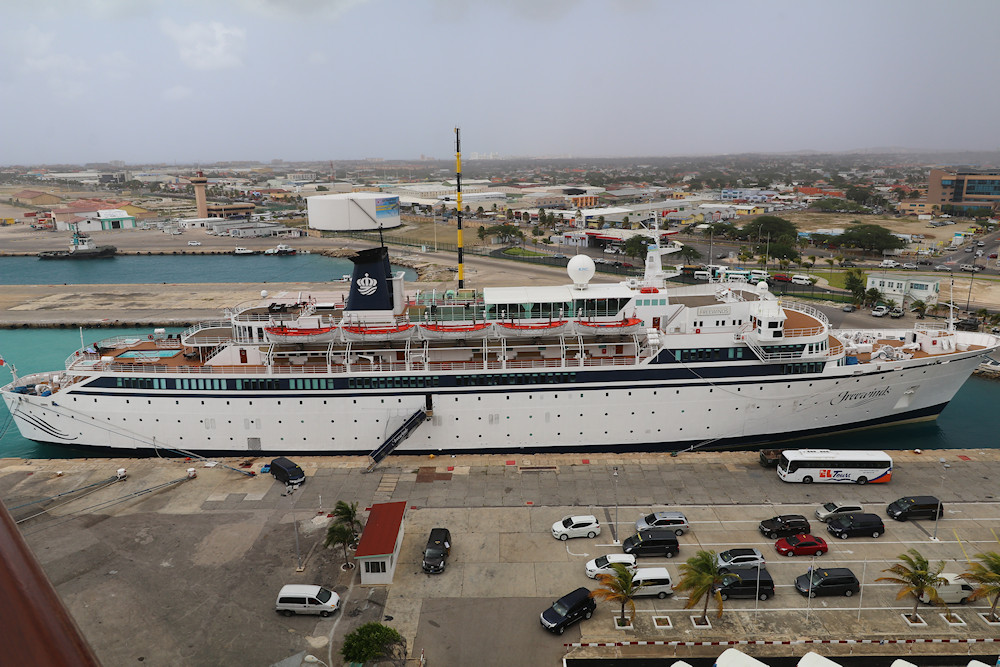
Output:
[455,127,464,289]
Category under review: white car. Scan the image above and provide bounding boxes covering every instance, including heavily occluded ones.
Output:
[585,553,637,578]
[716,548,766,571]
[902,263,918,270]
[552,515,601,541]
[187,241,202,246]
[871,306,889,317]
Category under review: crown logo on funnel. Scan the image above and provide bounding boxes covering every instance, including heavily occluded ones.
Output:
[357,273,378,296]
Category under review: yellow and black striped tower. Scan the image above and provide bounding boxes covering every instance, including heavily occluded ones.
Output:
[455,126,464,289]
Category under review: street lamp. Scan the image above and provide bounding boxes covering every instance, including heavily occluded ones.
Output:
[612,466,620,545]
[933,458,950,541]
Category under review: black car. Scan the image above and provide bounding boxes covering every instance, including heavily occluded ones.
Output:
[887,496,943,521]
[826,513,884,540]
[621,529,679,558]
[269,457,305,486]
[714,568,775,601]
[840,260,857,268]
[540,587,595,635]
[759,514,810,539]
[421,528,451,574]
[795,568,860,597]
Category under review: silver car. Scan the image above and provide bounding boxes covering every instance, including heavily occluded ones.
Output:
[815,502,864,523]
[635,511,689,535]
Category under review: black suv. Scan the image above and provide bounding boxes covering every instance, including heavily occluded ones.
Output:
[795,568,860,597]
[269,457,305,486]
[621,529,679,558]
[826,513,884,540]
[887,496,943,521]
[421,527,451,574]
[714,568,775,601]
[759,514,810,539]
[540,587,595,635]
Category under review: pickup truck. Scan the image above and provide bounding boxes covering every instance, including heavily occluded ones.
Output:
[889,307,904,318]
[871,305,889,317]
[960,264,983,272]
[879,260,899,268]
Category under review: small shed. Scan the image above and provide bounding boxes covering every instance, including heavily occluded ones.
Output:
[354,501,406,585]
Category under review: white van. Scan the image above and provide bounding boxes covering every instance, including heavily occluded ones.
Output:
[919,573,974,604]
[693,270,711,281]
[791,274,812,285]
[749,270,769,282]
[275,584,341,617]
[633,567,674,599]
[879,259,899,268]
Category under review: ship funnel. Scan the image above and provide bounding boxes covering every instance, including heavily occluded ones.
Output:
[344,247,395,312]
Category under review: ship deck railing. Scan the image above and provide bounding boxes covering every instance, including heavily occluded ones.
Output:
[180,320,234,340]
[64,352,650,376]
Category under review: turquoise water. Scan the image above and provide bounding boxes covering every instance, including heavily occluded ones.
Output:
[0,324,997,458]
[0,254,416,284]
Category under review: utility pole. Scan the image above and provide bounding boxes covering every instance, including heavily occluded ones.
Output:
[455,127,464,289]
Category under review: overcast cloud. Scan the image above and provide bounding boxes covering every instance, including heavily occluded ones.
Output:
[0,0,997,164]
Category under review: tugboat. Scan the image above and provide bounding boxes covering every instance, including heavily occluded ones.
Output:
[38,232,116,259]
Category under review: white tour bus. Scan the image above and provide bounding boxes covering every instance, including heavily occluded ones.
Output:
[777,449,893,485]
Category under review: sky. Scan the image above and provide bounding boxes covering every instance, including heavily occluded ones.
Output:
[1,0,998,165]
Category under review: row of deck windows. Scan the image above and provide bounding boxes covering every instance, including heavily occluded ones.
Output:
[455,372,577,387]
[783,362,826,374]
[347,376,441,389]
[672,348,746,362]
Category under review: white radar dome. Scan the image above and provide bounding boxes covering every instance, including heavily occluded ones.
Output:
[567,254,596,286]
[261,290,269,299]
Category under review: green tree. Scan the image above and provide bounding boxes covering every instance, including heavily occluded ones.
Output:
[674,550,727,624]
[333,500,363,542]
[910,299,927,318]
[341,622,406,665]
[597,215,605,228]
[678,245,703,263]
[324,522,354,568]
[963,551,1000,621]
[738,215,798,243]
[825,258,835,275]
[807,255,817,269]
[590,563,641,627]
[865,287,884,307]
[623,234,655,260]
[843,268,867,304]
[505,208,514,221]
[477,225,486,240]
[487,224,524,244]
[476,206,484,218]
[876,549,947,621]
[836,224,907,254]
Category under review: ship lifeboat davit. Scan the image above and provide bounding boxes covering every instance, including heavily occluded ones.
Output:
[341,323,415,342]
[264,324,340,344]
[495,320,571,338]
[574,317,644,337]
[418,322,494,341]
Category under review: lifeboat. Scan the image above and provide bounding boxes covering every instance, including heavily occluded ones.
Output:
[341,323,415,342]
[495,320,571,338]
[574,317,644,336]
[264,324,340,344]
[418,322,494,341]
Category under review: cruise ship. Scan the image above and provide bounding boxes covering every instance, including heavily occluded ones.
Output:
[3,238,997,462]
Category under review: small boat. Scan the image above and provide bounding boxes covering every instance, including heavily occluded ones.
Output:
[263,324,340,344]
[574,317,645,336]
[234,247,257,255]
[264,244,296,256]
[495,320,571,338]
[38,232,116,260]
[341,323,415,342]
[418,322,494,340]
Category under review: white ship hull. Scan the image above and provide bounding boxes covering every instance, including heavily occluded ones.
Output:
[1,343,983,455]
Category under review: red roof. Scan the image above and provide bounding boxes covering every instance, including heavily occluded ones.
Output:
[354,501,406,558]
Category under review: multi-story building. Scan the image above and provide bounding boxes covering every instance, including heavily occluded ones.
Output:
[926,169,1000,214]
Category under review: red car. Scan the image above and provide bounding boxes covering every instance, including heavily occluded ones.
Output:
[771,273,792,282]
[989,253,998,259]
[775,534,827,557]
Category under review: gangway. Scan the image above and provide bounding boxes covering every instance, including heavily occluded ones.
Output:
[365,409,427,472]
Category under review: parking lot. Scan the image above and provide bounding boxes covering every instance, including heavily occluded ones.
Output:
[6,448,1000,666]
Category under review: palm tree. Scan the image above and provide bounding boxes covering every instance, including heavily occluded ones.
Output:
[963,551,1000,621]
[865,287,883,308]
[590,563,642,627]
[911,299,927,319]
[674,550,726,624]
[807,255,817,269]
[333,500,363,542]
[825,258,835,275]
[876,549,946,621]
[324,522,355,569]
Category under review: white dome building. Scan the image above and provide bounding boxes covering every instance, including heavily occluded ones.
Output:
[307,192,402,231]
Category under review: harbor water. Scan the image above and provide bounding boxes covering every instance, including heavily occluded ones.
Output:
[0,325,998,459]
